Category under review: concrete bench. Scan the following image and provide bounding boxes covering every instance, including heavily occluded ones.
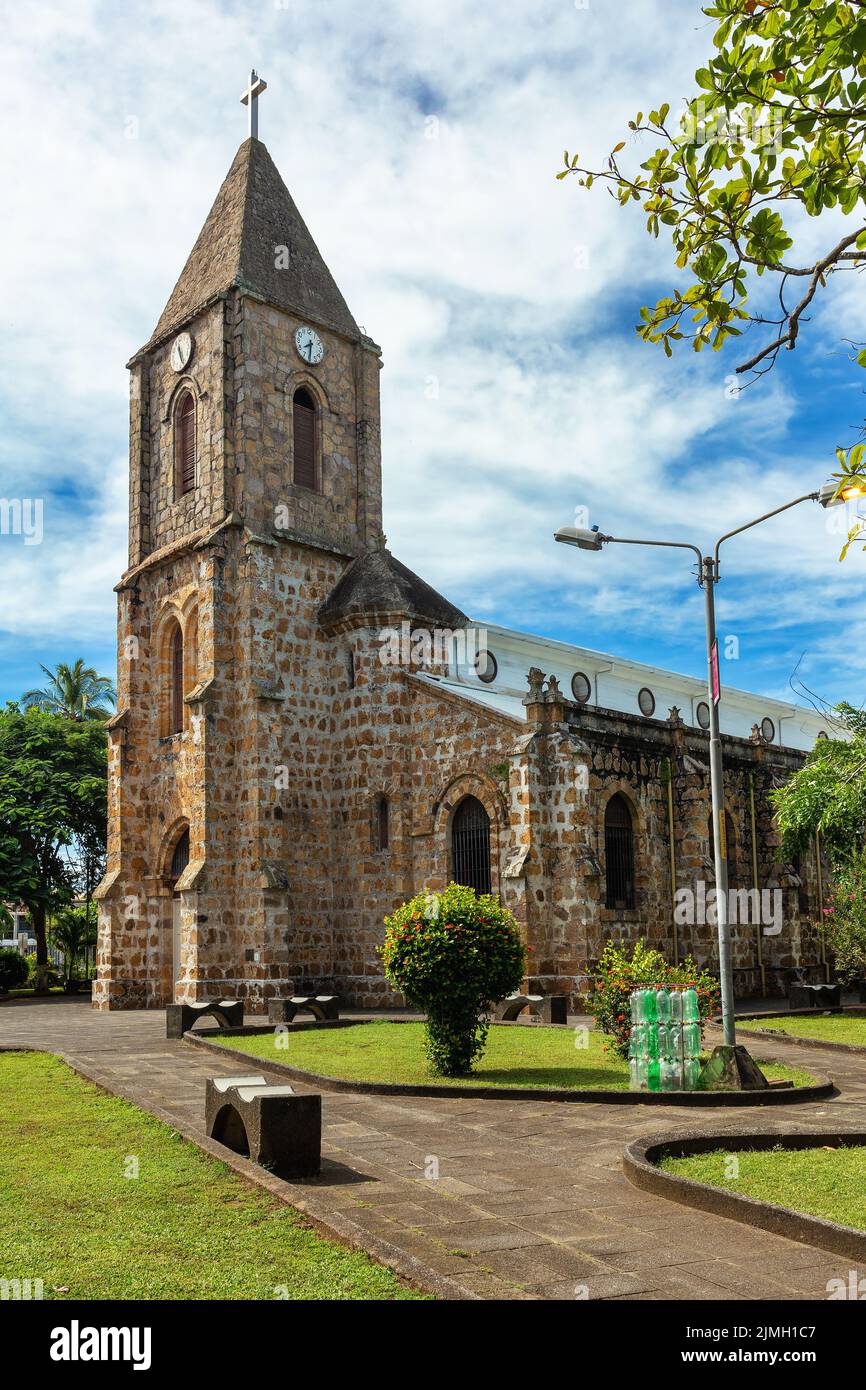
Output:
[205,1074,321,1177]
[494,992,568,1025]
[788,982,841,1011]
[267,995,340,1024]
[166,998,244,1039]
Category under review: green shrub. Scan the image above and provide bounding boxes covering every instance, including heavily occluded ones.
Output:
[586,938,721,1059]
[822,855,866,985]
[0,948,28,993]
[381,883,526,1076]
[24,953,60,990]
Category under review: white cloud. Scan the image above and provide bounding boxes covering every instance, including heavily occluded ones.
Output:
[0,0,862,705]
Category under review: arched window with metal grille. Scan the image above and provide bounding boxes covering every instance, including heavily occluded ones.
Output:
[293,387,318,490]
[170,624,184,734]
[176,391,196,496]
[170,828,190,881]
[604,793,635,909]
[451,796,491,897]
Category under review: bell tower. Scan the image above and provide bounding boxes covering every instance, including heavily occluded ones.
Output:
[95,75,383,1009]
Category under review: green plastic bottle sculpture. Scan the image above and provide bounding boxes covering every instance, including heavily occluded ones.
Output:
[683,987,699,1022]
[647,1058,661,1092]
[684,1057,701,1091]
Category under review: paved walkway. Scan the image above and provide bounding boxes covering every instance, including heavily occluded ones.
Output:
[3,997,865,1301]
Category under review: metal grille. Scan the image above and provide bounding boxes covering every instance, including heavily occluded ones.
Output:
[178,393,196,494]
[451,796,491,896]
[170,625,184,734]
[170,829,190,880]
[293,389,317,489]
[604,794,635,909]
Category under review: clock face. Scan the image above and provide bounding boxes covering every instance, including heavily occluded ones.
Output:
[170,331,194,373]
[295,326,324,365]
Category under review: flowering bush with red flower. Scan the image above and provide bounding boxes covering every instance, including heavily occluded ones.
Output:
[587,939,720,1059]
[380,882,526,1076]
[817,854,866,985]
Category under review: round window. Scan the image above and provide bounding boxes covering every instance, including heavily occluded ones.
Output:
[816,729,829,741]
[638,687,656,717]
[571,671,591,704]
[696,701,710,730]
[475,650,497,684]
[761,716,776,743]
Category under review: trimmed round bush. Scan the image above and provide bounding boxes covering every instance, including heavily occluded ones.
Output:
[0,948,28,994]
[381,882,526,1077]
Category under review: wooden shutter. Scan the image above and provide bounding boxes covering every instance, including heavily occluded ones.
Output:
[171,626,184,734]
[178,394,196,495]
[377,797,389,852]
[293,390,317,489]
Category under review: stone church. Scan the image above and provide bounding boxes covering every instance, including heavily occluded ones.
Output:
[94,111,831,1013]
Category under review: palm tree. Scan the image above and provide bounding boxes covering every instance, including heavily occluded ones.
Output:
[21,660,116,721]
[49,905,98,990]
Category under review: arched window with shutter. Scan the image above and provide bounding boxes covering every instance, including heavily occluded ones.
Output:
[376,796,389,852]
[604,793,635,909]
[293,387,318,490]
[176,391,196,496]
[451,796,491,897]
[170,624,184,734]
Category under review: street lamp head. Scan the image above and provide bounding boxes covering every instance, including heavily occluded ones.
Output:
[819,480,866,508]
[554,525,606,552]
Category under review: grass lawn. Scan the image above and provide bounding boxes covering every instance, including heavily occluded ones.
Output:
[0,1051,425,1300]
[213,1021,815,1090]
[660,1144,866,1231]
[739,1012,866,1047]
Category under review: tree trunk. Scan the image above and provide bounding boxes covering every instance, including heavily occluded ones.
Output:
[31,903,49,994]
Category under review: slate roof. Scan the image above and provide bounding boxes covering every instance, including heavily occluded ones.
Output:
[142,138,359,352]
[320,548,469,629]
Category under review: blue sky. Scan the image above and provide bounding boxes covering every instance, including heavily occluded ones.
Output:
[0,0,864,712]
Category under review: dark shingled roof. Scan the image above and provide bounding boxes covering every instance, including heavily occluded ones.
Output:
[144,138,359,351]
[320,548,469,628]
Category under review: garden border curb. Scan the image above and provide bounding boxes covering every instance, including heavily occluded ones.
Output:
[0,1043,471,1302]
[623,1128,866,1261]
[183,1026,835,1106]
[734,1010,866,1057]
[738,1027,866,1057]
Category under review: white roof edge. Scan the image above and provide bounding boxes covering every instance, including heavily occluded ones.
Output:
[467,620,830,723]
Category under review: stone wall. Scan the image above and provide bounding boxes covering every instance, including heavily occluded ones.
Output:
[97,283,383,1010]
[101,281,823,1013]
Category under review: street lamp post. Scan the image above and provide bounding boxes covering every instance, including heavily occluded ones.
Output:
[555,480,862,1050]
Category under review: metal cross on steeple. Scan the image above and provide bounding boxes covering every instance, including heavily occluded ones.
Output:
[240,69,267,140]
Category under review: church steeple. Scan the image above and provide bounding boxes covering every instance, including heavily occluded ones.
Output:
[125,80,381,571]
[144,136,360,352]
